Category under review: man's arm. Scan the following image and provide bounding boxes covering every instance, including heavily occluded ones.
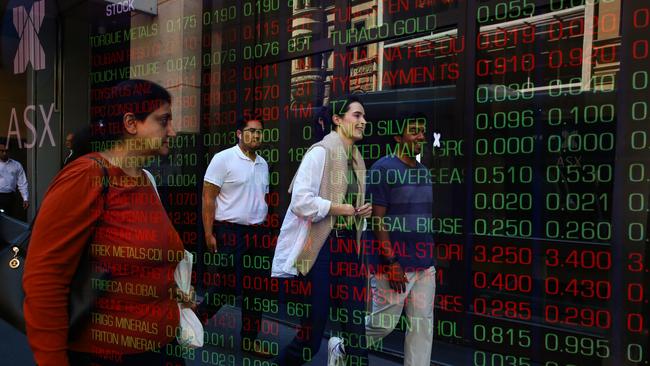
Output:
[202,182,220,252]
[16,162,29,208]
[372,205,393,258]
[372,204,408,293]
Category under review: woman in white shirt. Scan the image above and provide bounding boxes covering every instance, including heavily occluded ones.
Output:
[272,95,372,365]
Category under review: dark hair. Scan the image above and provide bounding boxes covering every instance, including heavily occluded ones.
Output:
[68,79,172,157]
[236,116,264,131]
[91,79,171,144]
[312,106,331,142]
[326,94,365,132]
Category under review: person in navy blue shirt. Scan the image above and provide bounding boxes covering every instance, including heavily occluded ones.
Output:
[365,113,437,366]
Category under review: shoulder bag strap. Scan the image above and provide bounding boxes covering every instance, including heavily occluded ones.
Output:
[21,157,109,250]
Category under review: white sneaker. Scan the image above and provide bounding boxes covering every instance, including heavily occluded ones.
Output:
[327,336,346,366]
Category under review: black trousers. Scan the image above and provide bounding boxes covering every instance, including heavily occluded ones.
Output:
[0,192,15,217]
[275,230,369,366]
[198,221,273,345]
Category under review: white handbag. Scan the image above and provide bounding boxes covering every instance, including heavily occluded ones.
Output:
[174,250,204,348]
[144,171,204,348]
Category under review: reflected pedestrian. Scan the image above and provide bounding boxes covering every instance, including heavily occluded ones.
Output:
[365,113,436,366]
[272,95,371,365]
[0,142,29,217]
[199,116,271,358]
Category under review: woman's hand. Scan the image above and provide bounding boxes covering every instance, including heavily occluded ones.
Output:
[354,203,372,219]
[330,203,356,216]
[173,284,197,310]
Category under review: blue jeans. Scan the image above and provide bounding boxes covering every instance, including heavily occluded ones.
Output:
[276,230,369,366]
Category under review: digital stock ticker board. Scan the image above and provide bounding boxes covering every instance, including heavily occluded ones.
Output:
[88,1,647,365]
[3,0,650,365]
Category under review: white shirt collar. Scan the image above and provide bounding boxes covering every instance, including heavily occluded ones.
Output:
[234,144,259,163]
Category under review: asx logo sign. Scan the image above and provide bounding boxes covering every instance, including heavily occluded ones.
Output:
[6,103,56,149]
[12,0,46,74]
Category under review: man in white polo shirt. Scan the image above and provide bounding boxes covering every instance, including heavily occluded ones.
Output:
[199,116,270,358]
[0,143,29,218]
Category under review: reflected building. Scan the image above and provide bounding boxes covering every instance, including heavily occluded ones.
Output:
[0,0,645,365]
[289,0,464,102]
[289,0,379,104]
[289,0,620,103]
